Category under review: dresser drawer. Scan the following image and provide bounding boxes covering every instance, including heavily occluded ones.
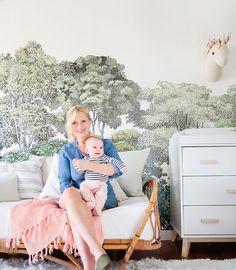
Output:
[183,176,236,205]
[184,206,236,235]
[182,147,236,176]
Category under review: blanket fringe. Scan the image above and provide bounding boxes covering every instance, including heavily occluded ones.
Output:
[7,206,79,264]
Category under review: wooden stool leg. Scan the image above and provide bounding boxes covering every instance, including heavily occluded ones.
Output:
[182,239,191,257]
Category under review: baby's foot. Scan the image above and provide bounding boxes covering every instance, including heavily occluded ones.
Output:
[92,205,102,216]
[84,199,95,210]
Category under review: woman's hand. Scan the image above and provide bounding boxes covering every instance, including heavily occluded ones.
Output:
[73,158,115,176]
[73,158,89,172]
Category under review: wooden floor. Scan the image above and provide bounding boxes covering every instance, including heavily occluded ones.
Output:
[1,240,236,262]
[108,240,236,261]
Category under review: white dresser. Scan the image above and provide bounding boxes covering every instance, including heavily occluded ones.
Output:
[169,128,236,257]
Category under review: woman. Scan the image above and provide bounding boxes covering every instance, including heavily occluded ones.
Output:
[58,105,123,270]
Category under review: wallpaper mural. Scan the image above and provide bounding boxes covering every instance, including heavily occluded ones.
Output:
[0,41,235,228]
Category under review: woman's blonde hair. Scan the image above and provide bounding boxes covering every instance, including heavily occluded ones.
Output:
[65,105,92,141]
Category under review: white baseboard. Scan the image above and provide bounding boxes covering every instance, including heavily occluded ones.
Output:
[161,229,174,240]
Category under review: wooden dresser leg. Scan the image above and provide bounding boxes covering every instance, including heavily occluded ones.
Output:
[182,239,191,257]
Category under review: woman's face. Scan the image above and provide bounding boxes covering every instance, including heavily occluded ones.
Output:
[71,111,91,141]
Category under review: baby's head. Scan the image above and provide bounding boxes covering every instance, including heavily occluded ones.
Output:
[85,136,104,158]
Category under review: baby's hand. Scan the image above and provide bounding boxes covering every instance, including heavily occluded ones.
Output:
[121,166,128,173]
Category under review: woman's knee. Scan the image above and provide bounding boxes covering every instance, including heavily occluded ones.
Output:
[60,186,82,206]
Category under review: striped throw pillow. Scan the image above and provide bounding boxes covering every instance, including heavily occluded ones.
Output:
[0,156,45,199]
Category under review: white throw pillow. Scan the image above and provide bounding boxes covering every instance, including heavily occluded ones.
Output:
[0,156,44,199]
[39,153,129,200]
[41,156,54,185]
[39,153,60,199]
[0,173,20,202]
[110,179,128,202]
[117,148,150,196]
[39,148,150,199]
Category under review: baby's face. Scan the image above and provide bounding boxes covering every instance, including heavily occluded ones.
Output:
[86,138,104,158]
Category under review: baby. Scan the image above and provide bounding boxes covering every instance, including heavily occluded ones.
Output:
[75,136,127,215]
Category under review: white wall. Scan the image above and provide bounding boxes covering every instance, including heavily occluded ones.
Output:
[0,0,235,95]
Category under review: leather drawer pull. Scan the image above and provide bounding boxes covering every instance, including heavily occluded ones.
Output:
[199,160,218,164]
[200,218,219,224]
[226,189,236,194]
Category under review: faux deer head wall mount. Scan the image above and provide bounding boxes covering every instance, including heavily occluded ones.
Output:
[204,33,231,81]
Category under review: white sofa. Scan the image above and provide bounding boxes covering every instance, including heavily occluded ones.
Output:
[0,149,161,270]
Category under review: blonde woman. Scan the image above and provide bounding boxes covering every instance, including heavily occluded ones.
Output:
[58,105,124,270]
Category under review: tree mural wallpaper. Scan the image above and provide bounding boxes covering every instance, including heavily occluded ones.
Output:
[0,41,235,228]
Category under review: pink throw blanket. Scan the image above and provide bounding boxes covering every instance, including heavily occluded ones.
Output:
[7,198,103,263]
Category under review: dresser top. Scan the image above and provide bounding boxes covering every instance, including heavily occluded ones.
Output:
[170,128,236,145]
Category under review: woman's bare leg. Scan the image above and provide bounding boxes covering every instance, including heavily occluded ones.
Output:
[59,187,105,261]
[68,213,96,270]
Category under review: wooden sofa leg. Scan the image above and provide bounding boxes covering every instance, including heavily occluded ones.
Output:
[117,178,161,270]
[119,204,156,269]
[63,252,83,269]
[118,261,127,270]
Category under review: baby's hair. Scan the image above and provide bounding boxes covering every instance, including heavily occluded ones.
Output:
[85,136,103,146]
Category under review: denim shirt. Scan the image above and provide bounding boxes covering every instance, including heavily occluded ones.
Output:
[58,138,123,193]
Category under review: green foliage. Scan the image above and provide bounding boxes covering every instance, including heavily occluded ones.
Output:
[111,129,141,151]
[2,150,31,163]
[0,41,63,150]
[142,176,170,229]
[138,127,176,178]
[211,85,236,128]
[135,81,214,131]
[56,55,141,137]
[30,139,66,156]
[157,178,170,229]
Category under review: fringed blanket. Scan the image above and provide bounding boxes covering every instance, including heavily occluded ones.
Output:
[6,198,103,263]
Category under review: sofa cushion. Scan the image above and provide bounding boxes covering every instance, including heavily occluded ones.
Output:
[110,179,128,202]
[0,173,20,202]
[0,201,22,237]
[0,197,158,241]
[102,196,157,240]
[0,157,44,199]
[41,156,53,185]
[39,153,60,199]
[117,148,150,196]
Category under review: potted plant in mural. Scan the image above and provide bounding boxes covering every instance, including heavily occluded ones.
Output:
[1,41,236,229]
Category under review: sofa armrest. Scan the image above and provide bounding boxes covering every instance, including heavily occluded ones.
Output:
[143,178,158,201]
[142,177,161,244]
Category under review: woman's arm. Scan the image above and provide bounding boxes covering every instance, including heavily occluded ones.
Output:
[73,139,123,177]
[73,159,115,176]
[104,139,124,178]
[58,146,73,193]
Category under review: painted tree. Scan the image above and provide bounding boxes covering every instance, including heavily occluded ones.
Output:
[130,81,217,180]
[56,55,141,137]
[227,85,236,127]
[111,128,141,151]
[0,41,62,149]
[134,81,215,131]
[210,84,236,127]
